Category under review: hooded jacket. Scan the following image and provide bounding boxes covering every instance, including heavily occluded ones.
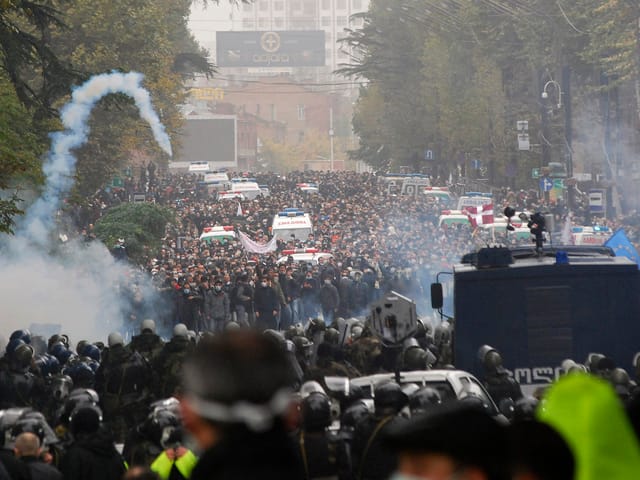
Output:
[60,428,127,480]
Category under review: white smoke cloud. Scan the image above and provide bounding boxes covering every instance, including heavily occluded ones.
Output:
[0,71,172,344]
[20,71,171,244]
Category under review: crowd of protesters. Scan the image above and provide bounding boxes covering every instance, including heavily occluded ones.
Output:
[1,168,640,479]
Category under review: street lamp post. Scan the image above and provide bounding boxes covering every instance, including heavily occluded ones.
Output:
[540,72,573,209]
[542,80,563,109]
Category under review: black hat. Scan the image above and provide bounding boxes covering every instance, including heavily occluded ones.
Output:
[383,402,506,476]
[507,420,574,480]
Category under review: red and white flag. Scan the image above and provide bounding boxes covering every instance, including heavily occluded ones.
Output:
[463,204,494,228]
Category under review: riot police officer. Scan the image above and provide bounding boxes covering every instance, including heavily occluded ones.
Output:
[95,332,151,443]
[352,381,408,480]
[294,391,350,479]
[129,319,165,365]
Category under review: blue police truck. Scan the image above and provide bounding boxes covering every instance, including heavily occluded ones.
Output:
[431,245,640,394]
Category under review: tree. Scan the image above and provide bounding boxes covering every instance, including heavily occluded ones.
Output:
[260,129,332,172]
[0,76,47,233]
[46,0,212,200]
[0,0,77,116]
[93,202,176,265]
[343,0,640,191]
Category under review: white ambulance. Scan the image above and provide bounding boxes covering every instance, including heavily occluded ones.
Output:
[271,208,314,241]
[457,192,493,211]
[199,225,236,244]
[571,226,611,246]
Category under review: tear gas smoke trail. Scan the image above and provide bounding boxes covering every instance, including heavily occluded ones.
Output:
[0,71,172,345]
[19,71,172,244]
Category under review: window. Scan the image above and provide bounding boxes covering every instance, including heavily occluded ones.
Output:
[292,1,302,11]
[274,1,284,10]
[322,0,331,9]
[298,131,305,143]
[242,19,255,29]
[274,17,284,28]
[259,1,269,11]
[297,104,306,120]
[336,16,347,26]
[258,17,268,28]
[243,3,254,11]
[337,0,347,9]
[352,0,362,9]
[270,104,277,121]
[256,104,261,116]
[321,16,331,27]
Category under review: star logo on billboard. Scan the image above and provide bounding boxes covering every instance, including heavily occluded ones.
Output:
[261,32,281,53]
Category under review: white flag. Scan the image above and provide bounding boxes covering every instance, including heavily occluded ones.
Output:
[237,202,243,217]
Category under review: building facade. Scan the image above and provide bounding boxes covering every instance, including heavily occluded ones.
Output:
[230,0,369,80]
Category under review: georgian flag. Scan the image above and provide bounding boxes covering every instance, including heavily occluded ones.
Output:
[463,204,494,228]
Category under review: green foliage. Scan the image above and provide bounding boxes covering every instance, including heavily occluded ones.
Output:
[345,0,640,187]
[44,0,212,200]
[0,0,78,116]
[0,75,47,233]
[93,202,176,264]
[260,130,333,172]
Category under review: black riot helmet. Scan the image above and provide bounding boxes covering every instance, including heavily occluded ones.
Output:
[373,380,407,416]
[11,411,58,447]
[0,408,33,448]
[408,387,442,416]
[140,407,181,448]
[324,328,340,345]
[9,330,31,345]
[12,344,35,370]
[63,362,95,389]
[478,345,504,373]
[300,392,332,432]
[340,401,370,430]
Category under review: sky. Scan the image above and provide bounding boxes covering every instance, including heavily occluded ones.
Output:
[188,2,234,54]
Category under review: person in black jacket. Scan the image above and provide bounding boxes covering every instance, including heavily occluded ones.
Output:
[181,330,303,480]
[60,406,126,480]
[14,432,62,480]
[253,276,280,331]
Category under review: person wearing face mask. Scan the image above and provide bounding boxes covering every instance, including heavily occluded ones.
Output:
[319,275,340,327]
[300,269,319,322]
[204,278,231,333]
[253,276,279,331]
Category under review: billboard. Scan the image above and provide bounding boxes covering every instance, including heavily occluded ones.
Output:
[178,115,237,168]
[216,31,325,67]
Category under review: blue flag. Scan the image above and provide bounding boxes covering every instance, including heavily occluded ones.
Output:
[604,228,640,267]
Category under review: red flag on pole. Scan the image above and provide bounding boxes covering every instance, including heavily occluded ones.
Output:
[463,204,494,228]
